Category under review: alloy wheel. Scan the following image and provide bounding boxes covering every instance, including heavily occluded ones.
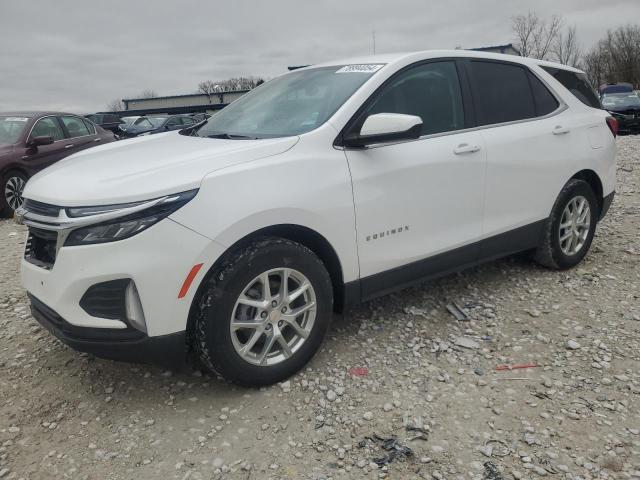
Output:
[4,176,26,211]
[230,268,317,366]
[559,195,591,256]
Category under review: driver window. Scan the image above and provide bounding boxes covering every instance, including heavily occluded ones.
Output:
[31,117,65,141]
[365,61,465,136]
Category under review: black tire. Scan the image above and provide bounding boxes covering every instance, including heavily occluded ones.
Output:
[0,170,28,218]
[192,237,333,386]
[534,179,598,270]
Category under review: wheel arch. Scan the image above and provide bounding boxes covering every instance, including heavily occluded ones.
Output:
[185,224,350,343]
[570,169,603,215]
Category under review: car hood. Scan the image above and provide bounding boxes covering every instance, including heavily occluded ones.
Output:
[24,132,299,206]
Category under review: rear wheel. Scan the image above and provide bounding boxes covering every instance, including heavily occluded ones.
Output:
[1,171,28,217]
[192,237,333,386]
[534,179,598,270]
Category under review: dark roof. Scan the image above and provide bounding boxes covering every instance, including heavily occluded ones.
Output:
[0,111,74,117]
[469,43,521,55]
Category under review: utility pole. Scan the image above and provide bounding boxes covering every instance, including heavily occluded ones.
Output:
[372,30,376,55]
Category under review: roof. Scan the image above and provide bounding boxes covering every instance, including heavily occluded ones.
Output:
[0,111,73,118]
[304,50,583,73]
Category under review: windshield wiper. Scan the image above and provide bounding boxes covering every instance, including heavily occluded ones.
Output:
[205,133,259,140]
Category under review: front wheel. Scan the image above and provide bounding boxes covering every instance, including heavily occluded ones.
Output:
[1,171,28,217]
[192,237,333,386]
[534,179,598,270]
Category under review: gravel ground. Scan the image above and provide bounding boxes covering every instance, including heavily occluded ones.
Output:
[1,136,639,480]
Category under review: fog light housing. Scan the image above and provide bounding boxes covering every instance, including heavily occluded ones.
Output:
[125,281,147,333]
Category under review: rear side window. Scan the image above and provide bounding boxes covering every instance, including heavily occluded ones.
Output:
[541,66,601,109]
[469,61,536,125]
[527,72,559,116]
[60,116,91,138]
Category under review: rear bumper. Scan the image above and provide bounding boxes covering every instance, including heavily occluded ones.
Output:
[600,191,615,221]
[29,294,187,367]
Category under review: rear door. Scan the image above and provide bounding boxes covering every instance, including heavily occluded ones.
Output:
[343,59,487,297]
[59,115,100,152]
[23,116,69,170]
[464,59,577,258]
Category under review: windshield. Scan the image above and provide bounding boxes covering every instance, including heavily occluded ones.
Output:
[0,116,29,144]
[194,64,384,139]
[602,93,640,109]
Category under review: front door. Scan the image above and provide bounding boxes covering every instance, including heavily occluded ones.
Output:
[23,116,68,170]
[343,60,486,298]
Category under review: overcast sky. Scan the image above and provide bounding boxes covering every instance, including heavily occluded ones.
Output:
[2,0,639,113]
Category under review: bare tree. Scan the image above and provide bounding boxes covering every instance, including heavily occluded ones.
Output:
[553,25,582,67]
[512,12,563,59]
[197,76,265,96]
[582,24,640,88]
[198,80,222,103]
[106,98,123,112]
[137,89,158,98]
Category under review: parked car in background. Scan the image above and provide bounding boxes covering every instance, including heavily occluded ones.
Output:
[85,113,124,135]
[121,116,143,126]
[599,82,634,96]
[0,112,116,216]
[17,51,616,386]
[118,114,198,138]
[190,113,211,123]
[602,92,640,134]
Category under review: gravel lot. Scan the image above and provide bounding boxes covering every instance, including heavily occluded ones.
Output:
[1,136,639,480]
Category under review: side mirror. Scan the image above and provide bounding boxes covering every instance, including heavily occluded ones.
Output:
[29,135,54,147]
[343,113,423,148]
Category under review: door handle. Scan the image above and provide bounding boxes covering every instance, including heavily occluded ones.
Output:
[453,143,481,155]
[552,125,570,135]
[94,138,101,142]
[64,144,75,149]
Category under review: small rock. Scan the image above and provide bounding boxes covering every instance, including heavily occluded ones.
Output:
[566,340,581,350]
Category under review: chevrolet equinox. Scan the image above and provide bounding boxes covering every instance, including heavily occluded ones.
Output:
[17,51,617,386]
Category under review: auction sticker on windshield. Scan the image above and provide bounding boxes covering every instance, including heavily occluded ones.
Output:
[5,117,29,122]
[336,64,385,73]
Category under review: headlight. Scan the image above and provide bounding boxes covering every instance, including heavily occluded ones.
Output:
[64,190,197,246]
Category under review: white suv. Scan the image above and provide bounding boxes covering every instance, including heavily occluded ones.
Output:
[17,51,616,386]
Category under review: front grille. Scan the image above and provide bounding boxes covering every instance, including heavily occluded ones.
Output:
[25,227,58,269]
[23,199,60,217]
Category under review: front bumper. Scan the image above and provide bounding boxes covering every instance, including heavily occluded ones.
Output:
[29,294,187,366]
[21,217,225,337]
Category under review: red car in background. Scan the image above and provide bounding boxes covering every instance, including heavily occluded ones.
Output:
[0,112,117,216]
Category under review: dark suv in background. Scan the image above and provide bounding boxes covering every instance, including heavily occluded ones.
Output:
[85,113,125,135]
[0,112,116,216]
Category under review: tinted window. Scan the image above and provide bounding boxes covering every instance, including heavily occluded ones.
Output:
[364,61,465,135]
[87,114,101,123]
[60,116,91,138]
[166,118,180,127]
[180,117,195,125]
[541,66,601,109]
[470,61,536,125]
[528,72,559,116]
[31,117,65,141]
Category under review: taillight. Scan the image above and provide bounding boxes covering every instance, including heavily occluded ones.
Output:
[606,116,618,138]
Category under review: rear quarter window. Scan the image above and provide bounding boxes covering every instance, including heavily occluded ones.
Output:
[541,66,602,109]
